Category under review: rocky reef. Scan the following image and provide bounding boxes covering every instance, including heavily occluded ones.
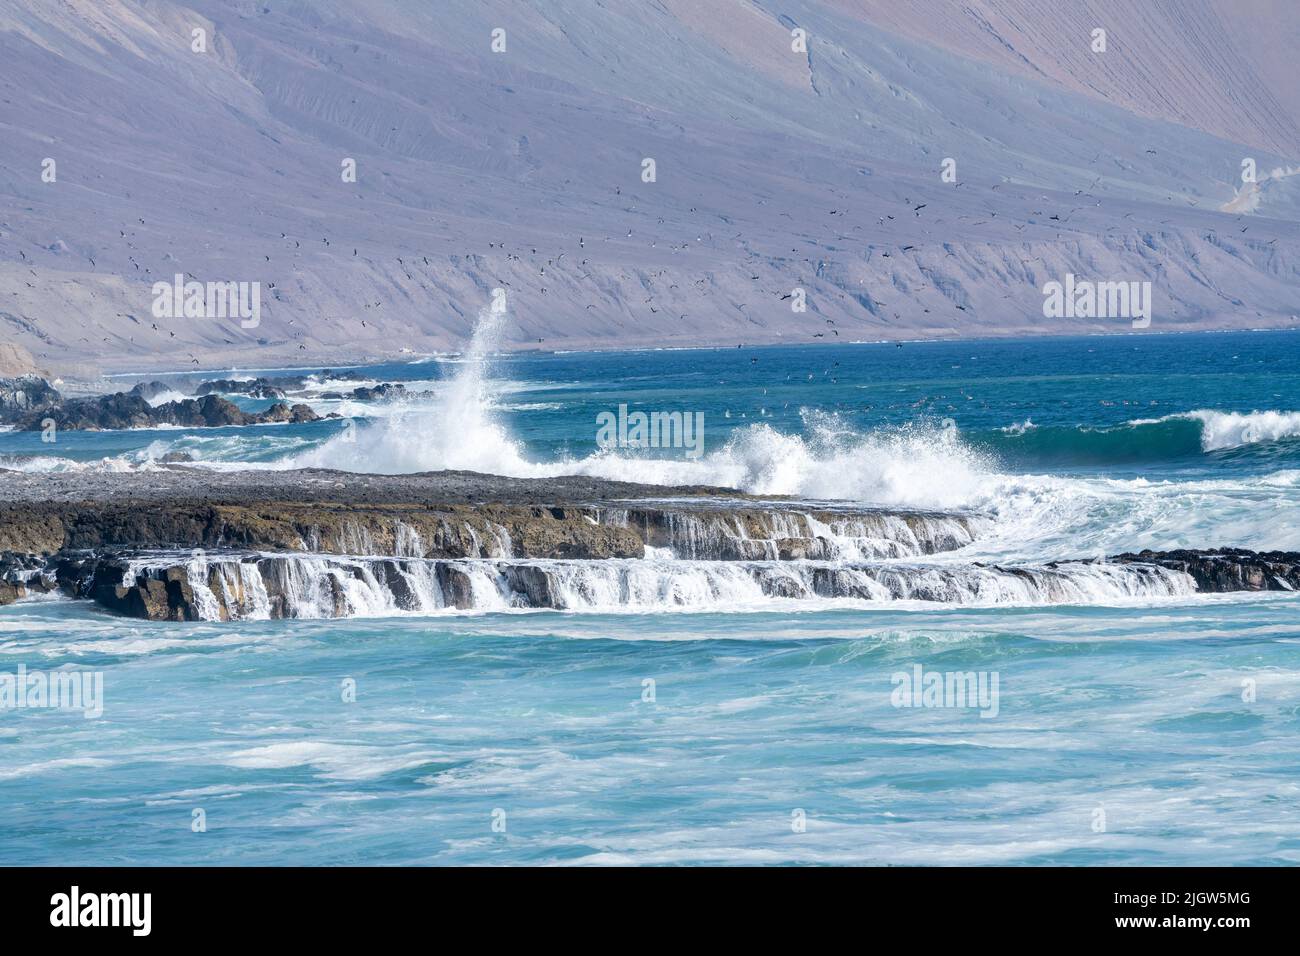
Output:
[0,468,1296,620]
[0,467,986,618]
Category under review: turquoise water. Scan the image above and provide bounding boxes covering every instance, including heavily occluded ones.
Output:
[3,331,1300,864]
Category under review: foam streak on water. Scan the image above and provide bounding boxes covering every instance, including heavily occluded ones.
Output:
[2,595,1299,865]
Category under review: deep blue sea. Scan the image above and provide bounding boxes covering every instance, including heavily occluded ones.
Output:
[3,330,1300,864]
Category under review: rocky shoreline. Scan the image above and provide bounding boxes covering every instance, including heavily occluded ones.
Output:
[0,467,1297,620]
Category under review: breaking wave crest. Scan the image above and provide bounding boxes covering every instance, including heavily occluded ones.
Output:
[285,306,992,509]
[976,410,1300,466]
[1185,410,1300,451]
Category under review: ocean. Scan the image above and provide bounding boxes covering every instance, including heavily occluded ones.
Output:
[3,329,1299,865]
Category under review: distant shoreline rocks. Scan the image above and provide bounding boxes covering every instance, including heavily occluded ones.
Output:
[14,392,324,431]
[0,368,421,431]
[195,376,305,399]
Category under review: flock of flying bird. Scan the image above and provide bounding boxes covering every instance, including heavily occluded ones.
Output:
[4,140,1279,371]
